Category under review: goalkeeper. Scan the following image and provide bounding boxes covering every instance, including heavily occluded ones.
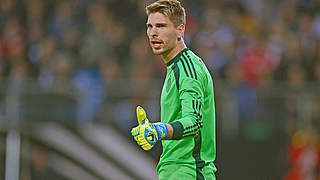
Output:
[131,0,217,179]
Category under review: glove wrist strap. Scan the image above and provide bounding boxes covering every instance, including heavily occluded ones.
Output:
[154,123,168,140]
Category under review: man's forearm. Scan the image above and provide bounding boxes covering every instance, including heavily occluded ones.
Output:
[165,121,184,140]
[165,123,173,140]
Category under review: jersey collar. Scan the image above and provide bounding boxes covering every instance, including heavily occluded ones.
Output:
[166,48,189,67]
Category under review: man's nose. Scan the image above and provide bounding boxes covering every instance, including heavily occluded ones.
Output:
[148,28,158,37]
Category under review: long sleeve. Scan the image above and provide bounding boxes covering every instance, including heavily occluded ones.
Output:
[170,71,205,140]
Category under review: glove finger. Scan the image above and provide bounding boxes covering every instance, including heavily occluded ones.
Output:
[137,139,142,145]
[142,144,153,151]
[137,134,145,142]
[131,128,136,136]
[131,126,140,136]
[137,137,148,146]
[138,138,148,145]
[133,135,139,141]
[136,106,148,125]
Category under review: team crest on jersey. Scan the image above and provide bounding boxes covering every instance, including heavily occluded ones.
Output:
[166,77,172,93]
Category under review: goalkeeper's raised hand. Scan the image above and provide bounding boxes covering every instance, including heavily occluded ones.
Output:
[131,106,168,150]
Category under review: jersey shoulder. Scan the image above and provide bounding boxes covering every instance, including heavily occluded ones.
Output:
[174,49,207,82]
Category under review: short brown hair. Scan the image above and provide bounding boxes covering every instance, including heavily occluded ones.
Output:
[146,0,186,27]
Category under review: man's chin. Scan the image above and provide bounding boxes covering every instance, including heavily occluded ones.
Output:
[152,49,163,55]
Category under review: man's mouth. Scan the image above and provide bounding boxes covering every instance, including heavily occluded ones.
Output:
[151,40,163,49]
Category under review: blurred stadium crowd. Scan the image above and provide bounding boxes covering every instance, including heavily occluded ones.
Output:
[1,0,320,179]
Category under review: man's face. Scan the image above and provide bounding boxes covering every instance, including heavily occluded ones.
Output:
[146,12,179,56]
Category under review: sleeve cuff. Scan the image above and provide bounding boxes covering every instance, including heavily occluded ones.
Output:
[169,121,184,140]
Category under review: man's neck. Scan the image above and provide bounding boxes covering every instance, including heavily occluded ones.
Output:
[162,41,187,64]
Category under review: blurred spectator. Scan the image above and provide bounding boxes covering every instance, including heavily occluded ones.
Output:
[79,1,116,67]
[7,61,30,90]
[312,62,320,130]
[100,56,121,90]
[224,62,258,123]
[0,0,17,30]
[275,33,303,81]
[285,129,320,180]
[287,64,307,90]
[239,35,279,87]
[26,0,46,23]
[51,52,75,93]
[284,63,309,134]
[0,60,7,84]
[37,37,57,88]
[31,146,56,180]
[0,60,7,116]
[60,25,80,54]
[1,18,24,60]
[49,1,76,41]
[27,21,46,47]
[73,65,105,124]
[313,62,320,83]
[97,56,120,125]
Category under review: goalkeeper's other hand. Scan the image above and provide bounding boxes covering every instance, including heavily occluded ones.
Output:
[131,106,168,150]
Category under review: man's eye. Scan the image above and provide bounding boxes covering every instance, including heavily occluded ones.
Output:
[156,24,165,28]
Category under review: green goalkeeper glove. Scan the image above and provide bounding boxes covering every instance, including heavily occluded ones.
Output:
[131,106,168,150]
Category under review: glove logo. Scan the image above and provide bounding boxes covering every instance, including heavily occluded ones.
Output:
[147,132,155,142]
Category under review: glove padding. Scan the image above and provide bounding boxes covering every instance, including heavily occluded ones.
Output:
[131,106,168,150]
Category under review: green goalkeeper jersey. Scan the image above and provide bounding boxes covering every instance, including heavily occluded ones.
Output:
[158,48,217,175]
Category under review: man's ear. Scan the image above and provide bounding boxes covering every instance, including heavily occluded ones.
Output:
[176,24,185,40]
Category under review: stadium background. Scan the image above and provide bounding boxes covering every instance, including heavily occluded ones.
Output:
[0,0,320,179]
